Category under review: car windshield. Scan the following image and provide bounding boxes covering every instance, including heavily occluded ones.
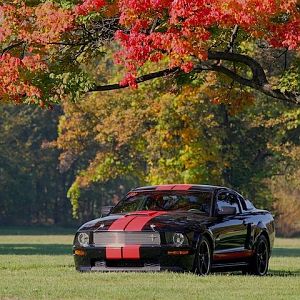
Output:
[110,191,213,215]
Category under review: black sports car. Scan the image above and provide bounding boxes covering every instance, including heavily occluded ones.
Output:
[73,184,275,275]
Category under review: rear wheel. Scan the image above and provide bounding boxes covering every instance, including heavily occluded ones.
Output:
[195,237,211,275]
[246,235,269,276]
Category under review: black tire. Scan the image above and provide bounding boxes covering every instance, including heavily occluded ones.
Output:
[246,235,270,276]
[195,237,212,275]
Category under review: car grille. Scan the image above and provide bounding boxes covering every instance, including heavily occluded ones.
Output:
[93,231,161,247]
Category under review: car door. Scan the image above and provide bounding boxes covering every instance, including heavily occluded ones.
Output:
[212,190,248,256]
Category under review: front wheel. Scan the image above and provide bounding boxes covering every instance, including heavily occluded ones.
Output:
[246,235,270,276]
[195,237,212,275]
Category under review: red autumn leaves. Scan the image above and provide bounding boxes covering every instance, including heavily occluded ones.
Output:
[0,0,300,102]
[0,1,74,104]
[114,0,300,86]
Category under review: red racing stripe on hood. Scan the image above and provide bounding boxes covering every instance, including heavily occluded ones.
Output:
[124,211,166,231]
[107,215,136,231]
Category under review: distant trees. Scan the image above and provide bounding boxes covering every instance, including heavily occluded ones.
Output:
[0,105,72,225]
[0,105,136,224]
[271,173,300,237]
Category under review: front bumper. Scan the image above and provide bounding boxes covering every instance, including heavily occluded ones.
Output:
[73,245,195,272]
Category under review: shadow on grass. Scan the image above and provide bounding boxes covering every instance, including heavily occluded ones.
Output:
[272,247,300,257]
[222,270,300,277]
[268,270,300,277]
[0,244,72,255]
[0,226,76,236]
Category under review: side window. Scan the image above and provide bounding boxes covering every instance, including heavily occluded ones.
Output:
[216,192,241,214]
[244,198,255,210]
[237,195,247,210]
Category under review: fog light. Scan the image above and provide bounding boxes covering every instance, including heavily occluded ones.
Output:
[74,249,86,256]
[78,232,89,247]
[173,233,185,247]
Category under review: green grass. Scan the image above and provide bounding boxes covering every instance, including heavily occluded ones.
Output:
[0,228,300,300]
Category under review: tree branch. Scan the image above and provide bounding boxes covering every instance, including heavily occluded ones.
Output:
[207,52,300,105]
[91,67,180,91]
[90,51,300,105]
[208,51,269,85]
[1,41,25,56]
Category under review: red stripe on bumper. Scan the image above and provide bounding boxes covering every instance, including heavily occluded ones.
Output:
[106,247,122,259]
[122,245,140,259]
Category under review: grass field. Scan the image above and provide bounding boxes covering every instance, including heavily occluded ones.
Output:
[0,227,300,300]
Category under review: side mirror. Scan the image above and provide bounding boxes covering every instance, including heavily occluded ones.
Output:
[217,206,236,216]
[101,206,113,217]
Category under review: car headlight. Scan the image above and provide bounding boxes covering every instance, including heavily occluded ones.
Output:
[165,232,188,247]
[173,233,185,247]
[77,232,89,247]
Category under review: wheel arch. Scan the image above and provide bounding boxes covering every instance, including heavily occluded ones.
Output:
[258,230,271,254]
[195,230,214,252]
[254,222,271,254]
[202,232,214,250]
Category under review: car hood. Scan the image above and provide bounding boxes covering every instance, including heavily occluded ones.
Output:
[78,210,214,232]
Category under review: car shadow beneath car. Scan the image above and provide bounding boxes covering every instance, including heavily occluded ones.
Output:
[272,247,300,257]
[214,270,300,277]
[267,270,300,277]
[0,244,71,255]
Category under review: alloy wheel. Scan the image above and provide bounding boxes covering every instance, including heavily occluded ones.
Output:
[256,238,269,275]
[197,239,211,275]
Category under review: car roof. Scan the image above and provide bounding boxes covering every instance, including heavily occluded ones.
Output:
[132,184,227,192]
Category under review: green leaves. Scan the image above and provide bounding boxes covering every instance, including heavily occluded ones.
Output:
[277,66,300,93]
[46,69,95,103]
